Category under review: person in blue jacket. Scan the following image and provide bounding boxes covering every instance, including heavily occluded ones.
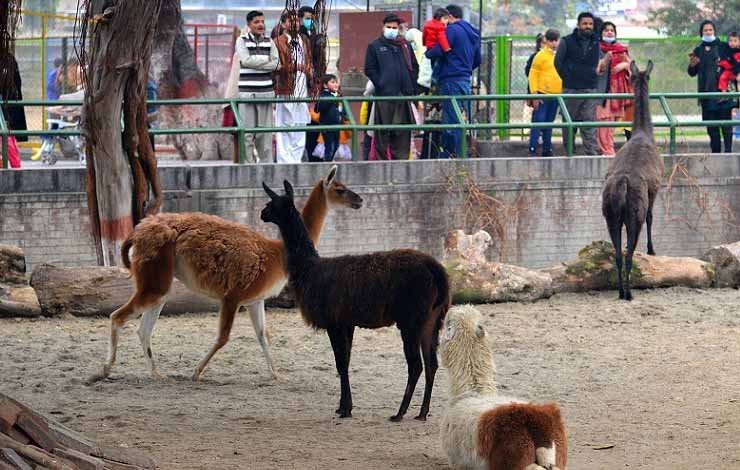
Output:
[425,4,481,158]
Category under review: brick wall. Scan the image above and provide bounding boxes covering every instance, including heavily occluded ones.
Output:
[1,156,739,271]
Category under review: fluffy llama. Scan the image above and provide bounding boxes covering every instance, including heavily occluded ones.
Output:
[440,305,567,470]
[602,60,663,301]
[90,166,362,383]
[260,180,450,421]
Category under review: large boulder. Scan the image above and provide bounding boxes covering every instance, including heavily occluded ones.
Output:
[443,230,553,304]
[701,241,740,288]
[542,241,716,293]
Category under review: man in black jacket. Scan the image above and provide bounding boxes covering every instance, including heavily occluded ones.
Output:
[555,12,609,156]
[364,13,419,160]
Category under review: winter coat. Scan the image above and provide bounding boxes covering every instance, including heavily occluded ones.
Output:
[424,19,481,82]
[364,36,419,96]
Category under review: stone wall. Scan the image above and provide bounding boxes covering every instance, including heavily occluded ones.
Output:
[1,155,739,270]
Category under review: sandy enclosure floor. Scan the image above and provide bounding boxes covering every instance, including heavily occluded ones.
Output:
[2,287,740,470]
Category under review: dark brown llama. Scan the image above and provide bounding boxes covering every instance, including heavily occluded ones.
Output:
[260,180,451,421]
[602,60,663,301]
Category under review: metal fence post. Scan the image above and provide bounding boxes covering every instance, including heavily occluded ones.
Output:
[658,95,677,155]
[557,96,573,156]
[342,98,359,161]
[41,15,47,130]
[451,97,467,158]
[495,35,510,140]
[0,110,7,169]
[486,40,494,126]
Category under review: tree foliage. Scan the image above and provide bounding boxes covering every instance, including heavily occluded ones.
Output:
[649,0,740,37]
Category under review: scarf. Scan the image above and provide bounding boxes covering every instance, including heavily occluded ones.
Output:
[600,40,632,112]
[391,36,414,72]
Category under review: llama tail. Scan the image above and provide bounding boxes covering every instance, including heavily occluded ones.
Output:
[121,236,134,270]
[427,258,451,328]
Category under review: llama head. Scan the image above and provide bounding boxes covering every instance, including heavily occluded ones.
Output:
[440,305,497,396]
[261,180,298,226]
[323,165,364,210]
[629,60,653,87]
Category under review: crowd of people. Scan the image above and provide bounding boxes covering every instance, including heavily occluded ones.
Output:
[526,13,740,157]
[225,5,481,164]
[5,11,740,168]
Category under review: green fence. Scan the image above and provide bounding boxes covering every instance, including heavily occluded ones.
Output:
[2,92,740,169]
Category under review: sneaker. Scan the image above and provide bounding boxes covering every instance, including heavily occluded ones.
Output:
[542,150,553,157]
[528,147,537,156]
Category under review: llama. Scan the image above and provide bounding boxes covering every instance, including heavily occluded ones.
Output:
[260,180,451,421]
[439,305,567,470]
[602,60,663,301]
[90,166,363,383]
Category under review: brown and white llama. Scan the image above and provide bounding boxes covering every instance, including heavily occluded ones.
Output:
[90,166,363,383]
[260,180,451,421]
[440,305,567,470]
[602,60,663,301]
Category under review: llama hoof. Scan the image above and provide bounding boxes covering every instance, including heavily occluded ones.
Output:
[624,293,633,301]
[336,410,352,418]
[389,414,404,422]
[191,370,203,381]
[414,414,427,422]
[647,250,656,256]
[618,290,625,300]
[85,369,108,385]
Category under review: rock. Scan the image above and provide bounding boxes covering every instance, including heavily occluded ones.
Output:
[0,244,26,285]
[443,229,493,266]
[701,241,740,287]
[443,229,553,304]
[542,241,716,293]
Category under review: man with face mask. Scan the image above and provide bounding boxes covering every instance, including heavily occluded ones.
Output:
[555,11,610,156]
[364,13,419,160]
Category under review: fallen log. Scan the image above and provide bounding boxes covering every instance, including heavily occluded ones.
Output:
[30,264,219,317]
[541,241,716,293]
[702,241,740,288]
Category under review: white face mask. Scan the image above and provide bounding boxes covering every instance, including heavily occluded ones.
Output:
[602,36,616,43]
[383,27,398,40]
[404,30,414,42]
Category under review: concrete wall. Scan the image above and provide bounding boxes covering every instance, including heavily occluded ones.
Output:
[2,156,740,271]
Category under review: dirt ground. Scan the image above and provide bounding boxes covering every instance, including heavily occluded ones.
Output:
[2,287,740,470]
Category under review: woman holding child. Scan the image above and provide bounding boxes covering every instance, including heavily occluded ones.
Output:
[688,20,734,153]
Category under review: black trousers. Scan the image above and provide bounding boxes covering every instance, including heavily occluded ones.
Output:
[701,105,733,153]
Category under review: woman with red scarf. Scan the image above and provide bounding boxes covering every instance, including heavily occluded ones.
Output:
[597,22,632,156]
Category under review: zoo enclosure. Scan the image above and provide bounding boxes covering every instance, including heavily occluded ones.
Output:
[3,91,740,169]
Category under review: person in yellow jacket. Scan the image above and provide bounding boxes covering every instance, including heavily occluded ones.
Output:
[527,28,561,157]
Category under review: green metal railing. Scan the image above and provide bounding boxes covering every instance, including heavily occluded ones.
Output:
[2,91,740,169]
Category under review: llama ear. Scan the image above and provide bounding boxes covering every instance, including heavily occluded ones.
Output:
[475,324,486,339]
[645,60,653,77]
[325,165,338,186]
[629,60,639,78]
[283,180,294,200]
[262,182,279,200]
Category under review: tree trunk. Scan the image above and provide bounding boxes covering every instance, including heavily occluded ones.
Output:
[151,0,232,161]
[30,264,220,317]
[0,244,26,285]
[80,1,164,266]
[0,1,22,96]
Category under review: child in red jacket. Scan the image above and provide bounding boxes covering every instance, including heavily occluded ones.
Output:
[423,8,451,52]
[719,32,740,91]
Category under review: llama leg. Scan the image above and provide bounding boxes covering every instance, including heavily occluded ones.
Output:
[87,299,139,383]
[137,300,167,379]
[416,317,440,421]
[327,325,352,417]
[624,222,642,302]
[247,300,278,379]
[390,327,422,422]
[646,205,656,255]
[607,224,624,299]
[192,299,239,381]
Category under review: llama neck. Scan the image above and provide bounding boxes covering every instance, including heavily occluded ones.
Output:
[277,207,320,284]
[632,81,653,139]
[447,345,498,401]
[301,181,327,245]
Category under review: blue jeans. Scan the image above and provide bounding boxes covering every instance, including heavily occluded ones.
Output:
[528,97,559,155]
[323,131,339,162]
[440,79,471,158]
